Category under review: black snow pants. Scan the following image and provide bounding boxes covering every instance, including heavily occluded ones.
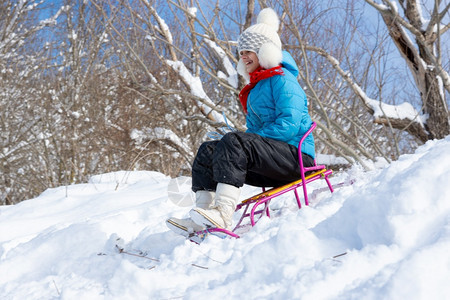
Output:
[191,132,314,192]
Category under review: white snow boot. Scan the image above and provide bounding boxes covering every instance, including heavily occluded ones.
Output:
[190,183,241,230]
[166,190,215,239]
[195,190,215,210]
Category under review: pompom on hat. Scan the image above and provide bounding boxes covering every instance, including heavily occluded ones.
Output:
[237,8,283,80]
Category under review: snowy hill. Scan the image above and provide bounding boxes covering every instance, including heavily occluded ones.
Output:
[1,136,450,300]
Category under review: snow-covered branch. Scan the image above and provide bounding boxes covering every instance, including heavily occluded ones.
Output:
[363,0,449,140]
[144,4,177,61]
[204,39,239,89]
[305,44,427,139]
[166,60,222,122]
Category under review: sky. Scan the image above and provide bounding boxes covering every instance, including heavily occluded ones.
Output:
[34,0,449,108]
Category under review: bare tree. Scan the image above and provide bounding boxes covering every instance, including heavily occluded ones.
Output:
[271,0,448,166]
[91,0,246,173]
[2,0,448,204]
[0,1,62,204]
[364,0,449,141]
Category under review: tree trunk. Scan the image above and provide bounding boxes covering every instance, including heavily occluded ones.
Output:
[378,2,449,141]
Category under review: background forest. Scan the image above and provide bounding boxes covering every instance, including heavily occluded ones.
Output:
[1,0,449,205]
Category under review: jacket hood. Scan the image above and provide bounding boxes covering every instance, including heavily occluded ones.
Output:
[280,51,299,77]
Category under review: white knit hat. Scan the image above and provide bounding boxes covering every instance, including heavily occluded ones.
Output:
[237,8,283,80]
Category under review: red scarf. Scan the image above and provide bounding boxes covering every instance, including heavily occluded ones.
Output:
[238,65,284,114]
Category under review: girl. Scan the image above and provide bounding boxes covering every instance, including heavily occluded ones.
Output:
[167,8,315,237]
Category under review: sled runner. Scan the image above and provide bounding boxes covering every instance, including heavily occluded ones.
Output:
[192,122,334,240]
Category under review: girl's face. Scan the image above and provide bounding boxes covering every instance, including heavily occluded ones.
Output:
[240,51,260,73]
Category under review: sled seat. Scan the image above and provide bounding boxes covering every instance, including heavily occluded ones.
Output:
[233,121,334,231]
[193,122,334,240]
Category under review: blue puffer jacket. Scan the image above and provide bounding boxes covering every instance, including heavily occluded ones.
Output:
[245,51,315,159]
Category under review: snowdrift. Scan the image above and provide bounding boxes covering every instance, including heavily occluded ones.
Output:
[1,137,450,299]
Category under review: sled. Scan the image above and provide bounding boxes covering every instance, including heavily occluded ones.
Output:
[193,122,334,240]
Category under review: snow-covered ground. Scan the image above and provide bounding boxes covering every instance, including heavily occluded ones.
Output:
[1,136,450,300]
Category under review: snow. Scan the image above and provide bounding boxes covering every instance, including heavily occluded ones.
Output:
[316,153,352,166]
[413,0,428,31]
[437,75,445,106]
[151,8,172,44]
[130,127,185,147]
[367,98,427,125]
[188,7,197,17]
[1,137,450,299]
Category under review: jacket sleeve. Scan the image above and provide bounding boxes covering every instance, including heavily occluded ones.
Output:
[254,75,305,143]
